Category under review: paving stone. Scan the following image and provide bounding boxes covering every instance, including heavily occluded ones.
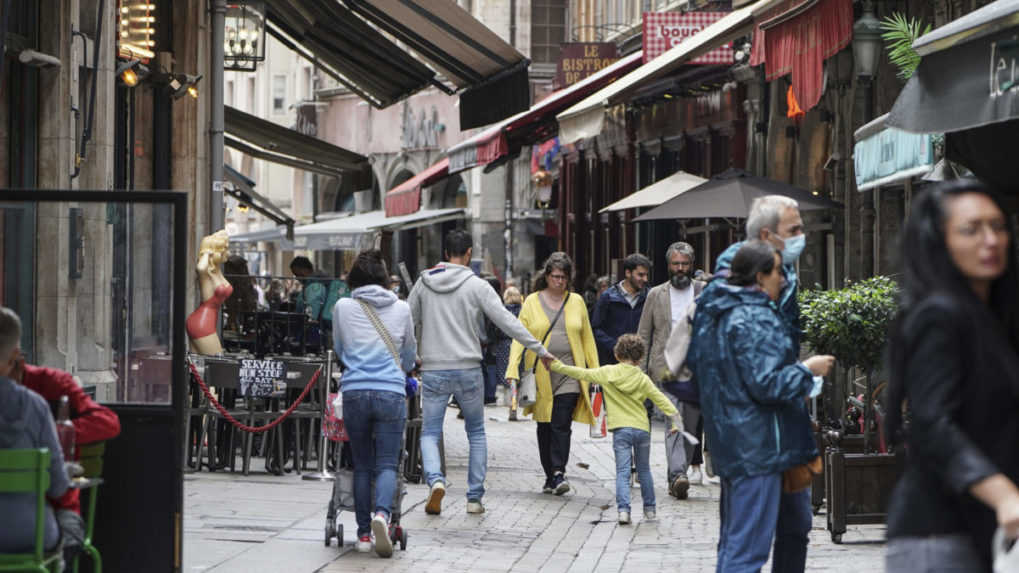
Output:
[186,404,886,572]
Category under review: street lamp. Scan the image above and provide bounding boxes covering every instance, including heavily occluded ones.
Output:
[116,58,150,87]
[224,2,266,72]
[852,2,882,80]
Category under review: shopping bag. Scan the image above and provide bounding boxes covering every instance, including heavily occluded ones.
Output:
[322,392,348,442]
[589,386,607,439]
[332,467,356,511]
[518,372,538,408]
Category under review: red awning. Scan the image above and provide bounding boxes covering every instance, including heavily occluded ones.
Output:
[384,157,450,217]
[446,51,644,174]
[749,0,852,112]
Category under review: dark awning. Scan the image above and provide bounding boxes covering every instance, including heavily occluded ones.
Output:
[224,105,366,176]
[887,28,1019,135]
[264,0,439,108]
[223,165,295,238]
[264,0,530,128]
[886,0,1019,189]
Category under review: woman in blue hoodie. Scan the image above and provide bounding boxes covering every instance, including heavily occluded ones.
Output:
[687,241,833,573]
[332,250,417,558]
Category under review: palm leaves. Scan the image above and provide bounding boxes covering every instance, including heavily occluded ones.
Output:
[880,12,932,81]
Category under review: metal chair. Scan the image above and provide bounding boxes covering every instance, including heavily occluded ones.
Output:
[73,442,105,573]
[0,448,62,573]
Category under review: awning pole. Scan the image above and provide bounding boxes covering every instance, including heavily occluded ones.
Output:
[211,0,226,232]
[504,161,514,281]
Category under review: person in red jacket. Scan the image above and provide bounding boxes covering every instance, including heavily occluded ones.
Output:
[11,357,120,560]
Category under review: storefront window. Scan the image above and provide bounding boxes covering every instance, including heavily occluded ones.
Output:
[1,194,184,405]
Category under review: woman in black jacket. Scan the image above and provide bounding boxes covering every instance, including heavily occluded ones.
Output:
[885,179,1019,571]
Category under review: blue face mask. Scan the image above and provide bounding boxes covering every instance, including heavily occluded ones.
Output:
[780,234,806,265]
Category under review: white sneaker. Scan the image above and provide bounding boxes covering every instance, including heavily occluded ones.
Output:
[688,466,703,484]
[703,474,721,485]
[425,481,445,515]
[371,513,393,558]
[644,509,657,521]
[466,499,485,514]
[355,535,372,553]
[618,511,631,524]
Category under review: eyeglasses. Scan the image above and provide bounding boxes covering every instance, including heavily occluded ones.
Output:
[547,273,568,281]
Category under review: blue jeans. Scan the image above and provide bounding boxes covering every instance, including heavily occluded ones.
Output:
[420,368,486,501]
[612,427,654,512]
[717,473,811,573]
[342,390,407,537]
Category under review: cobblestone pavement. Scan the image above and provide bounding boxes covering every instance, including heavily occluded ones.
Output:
[185,405,886,572]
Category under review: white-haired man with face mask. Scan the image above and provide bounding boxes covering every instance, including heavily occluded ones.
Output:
[0,306,70,555]
[714,195,805,344]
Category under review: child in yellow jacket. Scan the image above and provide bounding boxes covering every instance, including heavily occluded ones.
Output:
[551,333,693,524]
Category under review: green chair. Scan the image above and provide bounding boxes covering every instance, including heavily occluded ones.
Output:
[72,442,104,573]
[0,448,62,573]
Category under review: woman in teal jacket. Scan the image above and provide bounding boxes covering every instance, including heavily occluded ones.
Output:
[687,240,833,573]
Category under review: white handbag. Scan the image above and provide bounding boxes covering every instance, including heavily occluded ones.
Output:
[518,371,538,408]
[518,297,567,408]
[993,527,1019,573]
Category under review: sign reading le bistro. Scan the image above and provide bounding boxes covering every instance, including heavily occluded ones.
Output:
[556,43,619,87]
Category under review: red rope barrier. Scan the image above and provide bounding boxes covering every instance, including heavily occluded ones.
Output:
[187,361,322,433]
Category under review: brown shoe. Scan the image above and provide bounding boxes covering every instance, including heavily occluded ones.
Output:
[670,474,690,500]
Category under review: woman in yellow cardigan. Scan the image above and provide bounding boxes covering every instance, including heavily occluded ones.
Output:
[506,252,598,496]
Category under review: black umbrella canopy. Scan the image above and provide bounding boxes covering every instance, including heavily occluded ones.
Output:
[633,168,841,221]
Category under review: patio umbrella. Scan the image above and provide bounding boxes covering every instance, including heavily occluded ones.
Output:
[633,168,841,221]
[599,170,707,213]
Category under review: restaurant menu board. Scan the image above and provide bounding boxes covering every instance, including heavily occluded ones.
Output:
[239,358,287,397]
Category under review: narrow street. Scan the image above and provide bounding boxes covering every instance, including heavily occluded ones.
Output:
[185,406,885,572]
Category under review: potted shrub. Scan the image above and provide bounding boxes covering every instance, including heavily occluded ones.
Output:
[799,276,899,543]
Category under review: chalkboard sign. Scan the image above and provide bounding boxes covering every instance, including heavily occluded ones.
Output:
[239,358,287,397]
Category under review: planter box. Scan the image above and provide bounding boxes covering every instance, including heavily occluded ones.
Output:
[825,449,900,543]
[811,433,867,513]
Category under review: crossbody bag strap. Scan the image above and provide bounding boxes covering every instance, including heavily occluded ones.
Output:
[356,300,402,370]
[532,294,568,374]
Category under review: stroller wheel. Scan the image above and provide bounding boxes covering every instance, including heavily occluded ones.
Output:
[324,523,333,546]
[338,524,344,547]
[399,529,408,550]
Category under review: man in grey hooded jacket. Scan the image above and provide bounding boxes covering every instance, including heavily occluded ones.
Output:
[408,229,552,516]
[0,306,70,555]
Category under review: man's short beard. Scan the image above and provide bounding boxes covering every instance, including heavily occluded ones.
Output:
[670,273,691,289]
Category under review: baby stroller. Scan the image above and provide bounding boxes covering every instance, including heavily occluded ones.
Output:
[322,404,410,551]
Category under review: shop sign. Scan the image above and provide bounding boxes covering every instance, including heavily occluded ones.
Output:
[118,0,159,61]
[556,43,619,88]
[642,12,732,64]
[239,358,287,397]
[854,127,934,192]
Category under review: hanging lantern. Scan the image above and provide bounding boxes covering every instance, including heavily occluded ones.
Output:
[224,2,266,72]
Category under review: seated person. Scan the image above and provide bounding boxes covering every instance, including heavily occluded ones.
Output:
[11,353,121,561]
[0,307,70,554]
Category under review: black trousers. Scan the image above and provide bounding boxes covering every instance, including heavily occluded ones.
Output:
[536,392,580,478]
[691,410,704,466]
